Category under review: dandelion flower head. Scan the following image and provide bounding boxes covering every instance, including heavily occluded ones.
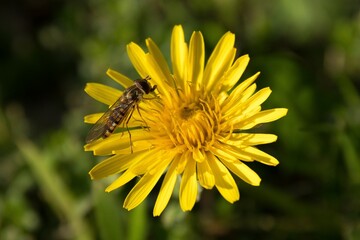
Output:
[84,25,288,216]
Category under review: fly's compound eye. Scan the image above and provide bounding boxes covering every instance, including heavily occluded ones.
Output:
[135,78,155,94]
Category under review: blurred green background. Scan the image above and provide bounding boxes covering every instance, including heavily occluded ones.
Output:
[1,0,360,239]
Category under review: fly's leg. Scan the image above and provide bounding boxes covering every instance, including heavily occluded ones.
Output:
[125,106,135,153]
[136,105,150,131]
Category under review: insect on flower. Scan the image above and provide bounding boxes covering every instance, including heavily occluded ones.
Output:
[85,76,157,151]
[85,25,288,216]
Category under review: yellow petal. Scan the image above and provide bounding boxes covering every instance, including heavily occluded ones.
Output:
[105,170,136,192]
[227,106,261,127]
[89,155,126,179]
[176,150,190,174]
[207,152,239,203]
[209,145,239,162]
[179,159,197,211]
[210,143,253,162]
[240,146,280,166]
[219,54,250,92]
[106,68,133,88]
[112,140,152,155]
[223,133,278,146]
[171,25,187,88]
[127,42,149,78]
[241,87,272,114]
[84,130,152,155]
[89,150,148,180]
[84,113,103,124]
[208,46,236,90]
[204,31,236,92]
[85,83,122,106]
[224,87,272,120]
[218,157,261,186]
[145,54,173,102]
[221,73,259,114]
[146,38,173,86]
[234,108,288,129]
[124,157,171,211]
[187,31,204,91]
[128,149,162,175]
[192,147,205,162]
[131,149,177,176]
[153,155,181,216]
[197,159,215,189]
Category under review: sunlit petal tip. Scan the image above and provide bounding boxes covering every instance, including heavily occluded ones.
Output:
[173,24,184,32]
[127,41,148,55]
[171,25,185,49]
[281,108,289,116]
[190,31,205,51]
[145,38,156,51]
[221,31,235,45]
[273,160,280,166]
[190,31,203,44]
[258,87,272,100]
[252,178,261,186]
[105,185,117,193]
[236,54,251,70]
[268,157,280,166]
[171,25,187,86]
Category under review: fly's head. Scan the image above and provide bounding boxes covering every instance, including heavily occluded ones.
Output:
[135,77,157,94]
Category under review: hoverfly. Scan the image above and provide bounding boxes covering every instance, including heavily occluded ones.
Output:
[86,76,157,151]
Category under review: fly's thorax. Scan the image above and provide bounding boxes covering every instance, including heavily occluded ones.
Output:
[134,78,152,94]
[123,86,144,102]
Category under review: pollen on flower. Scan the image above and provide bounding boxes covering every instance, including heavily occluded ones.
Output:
[148,93,222,158]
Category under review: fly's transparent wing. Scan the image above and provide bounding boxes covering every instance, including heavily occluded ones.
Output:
[85,97,135,143]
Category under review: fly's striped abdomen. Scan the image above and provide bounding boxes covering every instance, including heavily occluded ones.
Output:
[103,104,132,138]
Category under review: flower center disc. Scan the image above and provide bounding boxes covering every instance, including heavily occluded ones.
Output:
[180,104,199,120]
[165,99,219,152]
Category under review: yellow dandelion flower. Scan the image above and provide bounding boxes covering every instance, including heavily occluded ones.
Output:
[84,25,288,216]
